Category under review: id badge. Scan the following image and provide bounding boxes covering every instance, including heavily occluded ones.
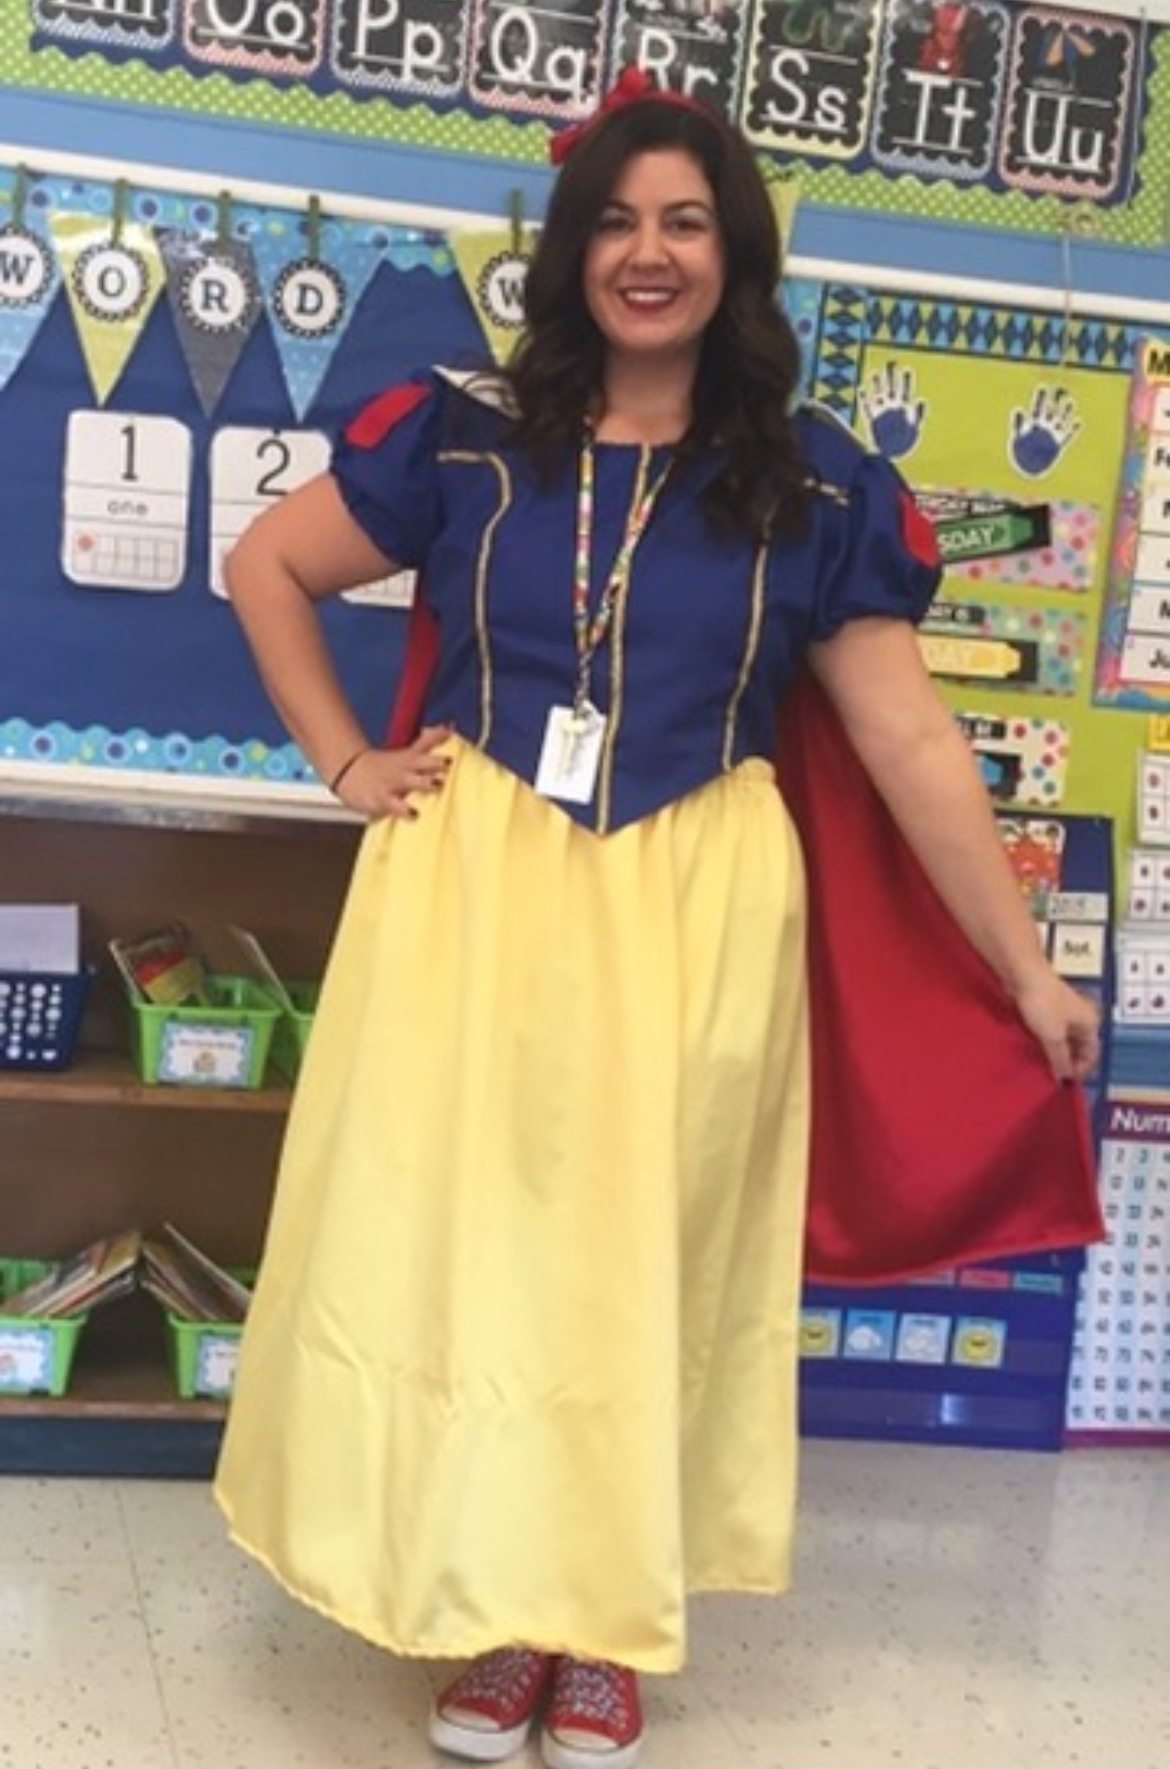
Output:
[535,703,607,804]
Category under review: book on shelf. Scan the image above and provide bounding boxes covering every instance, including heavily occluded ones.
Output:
[108,922,213,1006]
[0,1225,251,1324]
[0,1231,142,1319]
[141,1223,251,1323]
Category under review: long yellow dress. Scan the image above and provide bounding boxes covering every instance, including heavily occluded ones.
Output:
[215,735,809,1673]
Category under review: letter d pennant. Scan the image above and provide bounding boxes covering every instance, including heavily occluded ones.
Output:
[250,219,382,422]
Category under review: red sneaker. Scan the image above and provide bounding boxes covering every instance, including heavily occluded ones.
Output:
[430,1647,555,1762]
[541,1658,645,1769]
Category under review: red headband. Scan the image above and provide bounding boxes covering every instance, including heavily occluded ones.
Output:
[548,67,710,166]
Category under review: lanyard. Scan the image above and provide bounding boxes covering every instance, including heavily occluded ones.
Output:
[571,434,672,717]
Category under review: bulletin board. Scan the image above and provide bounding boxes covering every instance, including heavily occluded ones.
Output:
[794,276,1158,870]
[0,165,485,807]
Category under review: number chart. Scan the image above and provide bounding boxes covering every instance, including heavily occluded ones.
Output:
[1067,1098,1170,1439]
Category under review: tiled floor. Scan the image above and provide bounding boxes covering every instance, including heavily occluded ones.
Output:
[1,1441,1167,1768]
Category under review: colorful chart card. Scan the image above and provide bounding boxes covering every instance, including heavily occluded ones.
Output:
[1127,850,1170,922]
[1096,339,1170,709]
[919,490,1099,591]
[957,711,1070,805]
[62,411,191,593]
[1116,931,1170,1025]
[1138,750,1170,845]
[920,601,1085,695]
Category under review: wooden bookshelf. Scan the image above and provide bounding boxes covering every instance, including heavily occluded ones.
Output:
[0,1051,293,1113]
[0,798,360,1472]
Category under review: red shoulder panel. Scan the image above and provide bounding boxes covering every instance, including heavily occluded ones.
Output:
[344,382,430,450]
[900,490,941,568]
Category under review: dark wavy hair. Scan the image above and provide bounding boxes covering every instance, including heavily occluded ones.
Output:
[505,98,810,540]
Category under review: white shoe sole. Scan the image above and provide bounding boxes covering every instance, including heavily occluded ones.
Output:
[429,1707,534,1762]
[540,1728,645,1769]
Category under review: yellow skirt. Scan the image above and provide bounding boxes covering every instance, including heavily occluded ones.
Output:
[214,738,810,1673]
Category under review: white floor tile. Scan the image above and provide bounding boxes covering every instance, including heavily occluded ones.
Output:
[0,1476,129,1567]
[0,1558,175,1768]
[1,1444,1168,1769]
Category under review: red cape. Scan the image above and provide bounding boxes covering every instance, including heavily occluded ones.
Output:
[389,596,1104,1285]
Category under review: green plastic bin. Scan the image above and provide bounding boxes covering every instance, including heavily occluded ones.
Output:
[0,1259,88,1397]
[128,974,281,1089]
[166,1268,255,1400]
[268,981,320,1082]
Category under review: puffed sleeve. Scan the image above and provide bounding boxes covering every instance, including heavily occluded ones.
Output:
[811,451,942,643]
[330,371,444,570]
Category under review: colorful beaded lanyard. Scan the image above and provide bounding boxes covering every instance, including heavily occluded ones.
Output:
[570,433,673,728]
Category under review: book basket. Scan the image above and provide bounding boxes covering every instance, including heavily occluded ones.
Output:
[166,1270,254,1400]
[0,1260,88,1397]
[127,976,281,1089]
[268,982,320,1082]
[0,968,92,1071]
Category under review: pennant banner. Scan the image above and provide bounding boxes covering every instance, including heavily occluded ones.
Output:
[158,229,263,418]
[250,220,382,421]
[450,228,537,367]
[50,213,165,405]
[0,208,59,396]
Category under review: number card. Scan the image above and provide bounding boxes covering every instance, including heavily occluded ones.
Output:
[209,426,414,607]
[209,426,330,598]
[62,411,191,593]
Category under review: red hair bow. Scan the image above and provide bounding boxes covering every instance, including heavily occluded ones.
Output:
[549,67,708,165]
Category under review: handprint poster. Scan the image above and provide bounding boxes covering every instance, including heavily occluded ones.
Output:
[803,282,1142,819]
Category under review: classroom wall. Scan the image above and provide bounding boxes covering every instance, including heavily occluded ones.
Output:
[4,4,1170,861]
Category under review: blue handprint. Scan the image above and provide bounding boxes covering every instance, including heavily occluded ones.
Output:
[1010,384,1082,477]
[858,362,926,460]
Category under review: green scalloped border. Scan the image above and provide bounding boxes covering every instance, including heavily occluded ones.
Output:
[4,10,1170,244]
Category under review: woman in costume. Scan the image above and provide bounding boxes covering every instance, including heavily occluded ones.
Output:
[215,74,1101,1769]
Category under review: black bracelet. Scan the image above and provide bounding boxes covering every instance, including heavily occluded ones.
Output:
[328,746,371,795]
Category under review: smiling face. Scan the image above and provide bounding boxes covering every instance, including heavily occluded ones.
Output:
[582,148,725,371]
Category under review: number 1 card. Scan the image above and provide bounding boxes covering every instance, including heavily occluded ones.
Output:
[62,411,192,593]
